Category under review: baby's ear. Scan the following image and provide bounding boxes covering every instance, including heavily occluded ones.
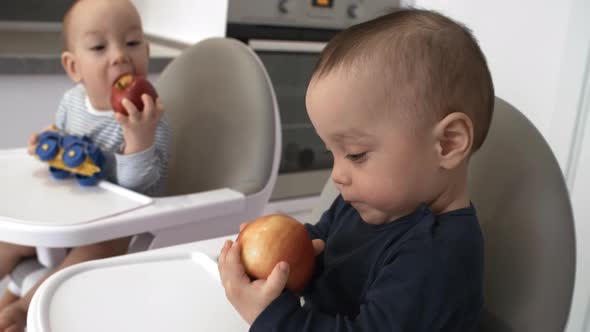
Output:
[61,51,81,82]
[433,112,474,170]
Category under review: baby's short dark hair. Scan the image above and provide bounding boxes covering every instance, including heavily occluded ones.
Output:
[312,8,494,151]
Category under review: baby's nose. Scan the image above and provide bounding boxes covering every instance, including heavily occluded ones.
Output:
[331,164,350,186]
[111,48,131,65]
[112,54,130,65]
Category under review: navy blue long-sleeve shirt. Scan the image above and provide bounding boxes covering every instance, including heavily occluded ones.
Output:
[250,195,484,331]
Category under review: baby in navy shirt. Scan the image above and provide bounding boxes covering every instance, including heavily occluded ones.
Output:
[220,8,494,332]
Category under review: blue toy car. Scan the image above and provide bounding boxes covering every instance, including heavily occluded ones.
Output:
[35,132,105,186]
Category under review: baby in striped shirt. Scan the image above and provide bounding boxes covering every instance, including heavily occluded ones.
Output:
[0,1,170,330]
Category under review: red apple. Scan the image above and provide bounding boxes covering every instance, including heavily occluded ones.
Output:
[236,214,315,293]
[111,73,158,116]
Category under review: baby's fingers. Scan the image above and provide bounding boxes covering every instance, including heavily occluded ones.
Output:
[27,133,39,155]
[0,315,11,330]
[6,325,22,332]
[221,242,250,296]
[141,94,155,112]
[239,222,250,232]
[28,133,39,145]
[155,98,164,113]
[312,239,325,256]
[122,98,140,120]
[263,262,289,298]
[115,111,130,127]
[218,240,232,274]
[144,95,164,122]
[27,145,37,156]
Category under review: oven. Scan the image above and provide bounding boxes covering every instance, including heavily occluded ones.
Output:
[227,0,400,200]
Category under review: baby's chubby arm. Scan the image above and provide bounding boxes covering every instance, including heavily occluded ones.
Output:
[113,94,170,194]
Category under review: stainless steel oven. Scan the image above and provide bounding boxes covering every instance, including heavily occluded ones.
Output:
[227,0,400,200]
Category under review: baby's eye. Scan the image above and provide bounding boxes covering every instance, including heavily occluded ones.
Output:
[126,40,141,47]
[346,152,367,162]
[90,45,105,51]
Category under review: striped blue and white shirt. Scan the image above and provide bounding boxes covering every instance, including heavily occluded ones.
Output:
[55,84,171,196]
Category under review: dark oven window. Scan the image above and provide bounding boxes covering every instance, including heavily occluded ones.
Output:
[257,51,333,174]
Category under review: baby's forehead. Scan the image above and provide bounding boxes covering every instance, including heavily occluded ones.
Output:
[65,0,141,37]
[311,68,426,131]
[312,63,409,103]
[68,0,139,26]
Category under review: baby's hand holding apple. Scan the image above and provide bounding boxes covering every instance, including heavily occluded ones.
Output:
[111,74,158,116]
[115,94,164,155]
[111,74,164,155]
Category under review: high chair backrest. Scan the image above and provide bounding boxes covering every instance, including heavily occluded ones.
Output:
[306,97,575,331]
[155,38,278,196]
[470,98,574,331]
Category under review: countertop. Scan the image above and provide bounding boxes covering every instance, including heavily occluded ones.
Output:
[0,22,185,74]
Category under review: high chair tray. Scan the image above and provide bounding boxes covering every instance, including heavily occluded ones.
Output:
[28,248,249,332]
[0,149,152,226]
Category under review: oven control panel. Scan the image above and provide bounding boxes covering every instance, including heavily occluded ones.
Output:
[228,0,402,30]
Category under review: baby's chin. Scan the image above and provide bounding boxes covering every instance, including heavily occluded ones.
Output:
[355,202,414,225]
[355,206,393,225]
[360,215,391,225]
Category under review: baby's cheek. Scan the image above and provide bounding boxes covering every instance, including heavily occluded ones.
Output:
[372,185,411,210]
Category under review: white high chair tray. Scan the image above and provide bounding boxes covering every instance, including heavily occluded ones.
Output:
[0,149,151,226]
[29,249,249,332]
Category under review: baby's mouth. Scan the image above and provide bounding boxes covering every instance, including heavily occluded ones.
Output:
[112,71,134,87]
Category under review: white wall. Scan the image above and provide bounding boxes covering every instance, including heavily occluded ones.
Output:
[412,1,590,331]
[553,0,590,185]
[571,75,590,332]
[0,75,72,149]
[413,0,575,168]
[559,2,590,331]
[131,0,227,45]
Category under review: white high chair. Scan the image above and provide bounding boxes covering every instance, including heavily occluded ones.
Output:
[27,97,575,332]
[0,37,281,301]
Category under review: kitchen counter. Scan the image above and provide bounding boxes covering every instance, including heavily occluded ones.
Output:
[0,22,184,74]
